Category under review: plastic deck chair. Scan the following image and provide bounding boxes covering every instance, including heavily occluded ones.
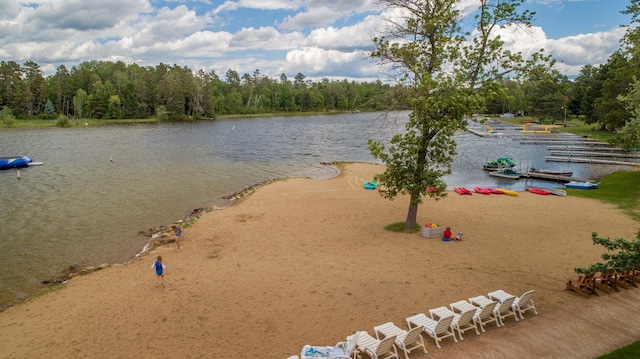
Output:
[374,322,427,359]
[406,312,457,349]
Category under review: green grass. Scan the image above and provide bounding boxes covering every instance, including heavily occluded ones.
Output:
[566,170,640,221]
[0,111,343,129]
[384,222,421,233]
[1,118,163,128]
[597,341,640,358]
[491,115,618,142]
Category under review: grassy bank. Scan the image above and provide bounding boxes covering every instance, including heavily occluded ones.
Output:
[0,111,347,129]
[566,170,640,221]
[494,115,618,142]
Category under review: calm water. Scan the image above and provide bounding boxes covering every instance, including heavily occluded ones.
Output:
[0,112,631,310]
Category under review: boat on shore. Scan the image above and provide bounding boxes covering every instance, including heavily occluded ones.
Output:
[454,187,472,195]
[0,156,34,170]
[474,187,492,195]
[497,188,518,196]
[525,186,567,197]
[565,181,598,190]
[528,188,550,195]
[488,168,525,179]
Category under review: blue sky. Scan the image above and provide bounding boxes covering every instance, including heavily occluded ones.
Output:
[0,0,633,80]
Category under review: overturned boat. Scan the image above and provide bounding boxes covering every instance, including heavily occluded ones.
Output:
[0,156,42,170]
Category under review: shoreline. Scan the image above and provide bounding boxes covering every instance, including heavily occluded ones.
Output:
[1,163,638,358]
[29,176,293,307]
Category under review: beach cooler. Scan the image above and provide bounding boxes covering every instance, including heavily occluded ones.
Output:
[421,225,443,238]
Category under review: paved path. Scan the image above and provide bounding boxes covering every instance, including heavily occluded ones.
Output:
[412,288,640,359]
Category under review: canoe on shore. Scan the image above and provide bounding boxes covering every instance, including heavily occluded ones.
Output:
[525,185,567,197]
[454,187,472,195]
[497,188,518,196]
[528,188,551,195]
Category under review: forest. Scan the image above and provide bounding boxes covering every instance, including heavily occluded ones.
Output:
[0,60,400,121]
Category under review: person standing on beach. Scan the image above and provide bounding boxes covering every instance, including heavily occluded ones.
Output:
[151,255,166,288]
[173,221,183,251]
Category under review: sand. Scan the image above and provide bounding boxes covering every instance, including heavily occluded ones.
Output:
[0,163,638,359]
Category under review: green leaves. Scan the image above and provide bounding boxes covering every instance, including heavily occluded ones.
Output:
[369,0,533,228]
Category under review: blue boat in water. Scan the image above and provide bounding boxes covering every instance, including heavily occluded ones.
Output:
[0,156,34,170]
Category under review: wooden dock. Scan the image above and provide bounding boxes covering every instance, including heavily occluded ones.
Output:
[548,150,640,159]
[525,171,588,182]
[545,155,640,166]
[547,145,625,152]
[520,139,610,145]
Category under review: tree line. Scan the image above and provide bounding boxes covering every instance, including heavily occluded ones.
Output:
[0,60,401,121]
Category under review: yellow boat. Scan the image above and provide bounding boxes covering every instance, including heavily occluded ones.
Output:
[497,188,518,196]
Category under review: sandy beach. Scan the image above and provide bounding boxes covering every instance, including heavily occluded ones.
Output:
[1,163,638,359]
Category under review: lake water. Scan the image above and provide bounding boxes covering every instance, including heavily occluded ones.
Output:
[0,112,631,310]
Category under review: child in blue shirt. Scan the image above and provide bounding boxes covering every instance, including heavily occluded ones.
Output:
[151,255,166,287]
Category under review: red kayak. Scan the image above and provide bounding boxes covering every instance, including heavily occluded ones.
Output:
[474,187,492,195]
[528,188,550,195]
[454,187,472,195]
[490,188,503,194]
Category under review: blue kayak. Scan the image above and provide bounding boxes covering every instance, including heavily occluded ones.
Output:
[0,156,33,170]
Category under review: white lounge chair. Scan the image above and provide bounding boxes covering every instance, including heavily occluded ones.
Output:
[373,322,427,359]
[451,299,500,333]
[468,295,503,328]
[512,289,539,319]
[339,331,360,359]
[354,331,398,359]
[487,290,519,325]
[432,305,478,340]
[406,312,457,349]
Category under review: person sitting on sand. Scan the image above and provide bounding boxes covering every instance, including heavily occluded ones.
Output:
[454,232,464,241]
[442,227,452,242]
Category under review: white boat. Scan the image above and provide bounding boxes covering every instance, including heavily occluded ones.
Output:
[488,169,524,179]
[565,181,598,189]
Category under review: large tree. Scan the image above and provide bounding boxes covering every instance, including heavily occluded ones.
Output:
[616,0,640,148]
[368,0,538,229]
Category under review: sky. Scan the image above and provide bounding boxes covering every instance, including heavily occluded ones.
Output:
[0,0,634,81]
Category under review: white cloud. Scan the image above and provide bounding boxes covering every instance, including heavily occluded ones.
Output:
[279,7,340,30]
[496,23,626,77]
[229,26,305,49]
[0,0,628,82]
[283,46,372,77]
[305,14,379,50]
[213,0,301,14]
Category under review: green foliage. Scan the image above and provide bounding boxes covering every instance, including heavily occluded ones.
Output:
[55,114,71,127]
[0,106,17,127]
[575,231,640,275]
[369,0,539,229]
[1,60,401,121]
[44,99,56,118]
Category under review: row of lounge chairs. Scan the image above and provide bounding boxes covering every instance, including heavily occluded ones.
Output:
[566,269,640,298]
[290,289,538,359]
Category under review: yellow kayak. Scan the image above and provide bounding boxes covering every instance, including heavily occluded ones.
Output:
[497,188,518,196]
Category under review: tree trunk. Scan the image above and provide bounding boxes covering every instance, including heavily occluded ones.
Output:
[404,192,420,229]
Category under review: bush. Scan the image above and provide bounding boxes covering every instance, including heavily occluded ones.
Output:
[55,115,71,127]
[0,106,17,127]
